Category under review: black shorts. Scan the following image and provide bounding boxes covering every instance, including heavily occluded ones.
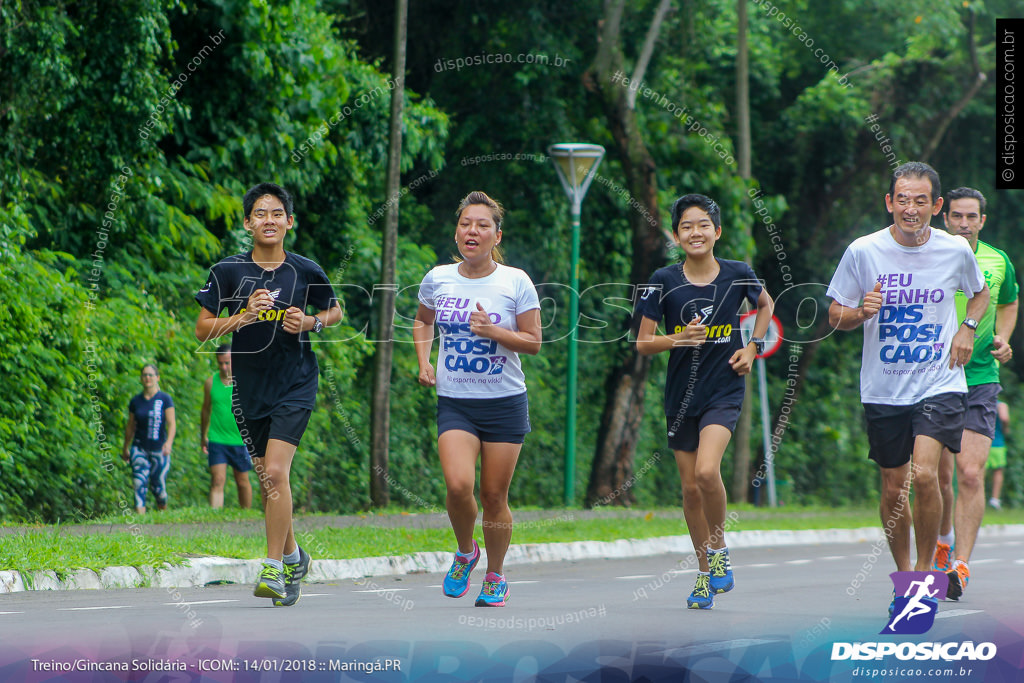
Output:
[437,393,530,444]
[666,403,743,452]
[964,383,1000,440]
[236,405,312,459]
[863,392,966,468]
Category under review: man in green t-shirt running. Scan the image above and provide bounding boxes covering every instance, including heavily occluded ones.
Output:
[200,343,254,509]
[935,187,1018,600]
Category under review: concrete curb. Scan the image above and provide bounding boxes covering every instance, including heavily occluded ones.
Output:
[3,524,1022,594]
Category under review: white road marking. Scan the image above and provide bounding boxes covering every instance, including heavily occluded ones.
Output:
[163,599,238,606]
[744,563,778,568]
[820,556,847,561]
[936,609,983,619]
[786,560,812,565]
[57,606,131,611]
[615,575,656,580]
[354,588,410,593]
[0,611,23,615]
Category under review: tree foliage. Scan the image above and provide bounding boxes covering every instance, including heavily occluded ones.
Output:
[1,0,1022,520]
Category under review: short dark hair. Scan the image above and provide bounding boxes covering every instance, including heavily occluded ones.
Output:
[889,162,941,204]
[945,187,986,215]
[215,343,231,355]
[141,363,159,376]
[671,194,721,232]
[243,182,293,219]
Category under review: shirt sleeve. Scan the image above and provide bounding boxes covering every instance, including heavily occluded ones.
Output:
[743,263,765,308]
[959,243,986,296]
[304,262,336,311]
[162,392,175,409]
[515,271,541,315]
[637,270,665,322]
[195,264,225,315]
[418,268,438,310]
[826,246,864,308]
[998,252,1019,305]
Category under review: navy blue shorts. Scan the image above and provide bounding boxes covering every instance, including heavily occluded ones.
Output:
[437,393,530,444]
[236,405,312,459]
[666,403,742,452]
[207,442,253,472]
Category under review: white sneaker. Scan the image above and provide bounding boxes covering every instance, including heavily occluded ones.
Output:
[988,497,1002,510]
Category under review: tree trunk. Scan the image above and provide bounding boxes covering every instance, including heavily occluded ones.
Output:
[368,0,407,507]
[731,0,754,504]
[583,0,669,507]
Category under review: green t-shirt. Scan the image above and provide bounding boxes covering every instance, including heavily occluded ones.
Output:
[208,373,245,446]
[955,240,1019,386]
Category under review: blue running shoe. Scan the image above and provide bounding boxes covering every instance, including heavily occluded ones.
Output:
[708,548,734,594]
[442,540,479,598]
[687,573,714,610]
[475,572,509,607]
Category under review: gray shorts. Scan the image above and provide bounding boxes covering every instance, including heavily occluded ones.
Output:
[964,383,1001,440]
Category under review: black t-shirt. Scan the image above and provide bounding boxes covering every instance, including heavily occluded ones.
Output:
[195,251,336,419]
[638,259,762,417]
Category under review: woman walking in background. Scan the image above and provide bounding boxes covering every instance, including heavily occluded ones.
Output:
[122,364,175,514]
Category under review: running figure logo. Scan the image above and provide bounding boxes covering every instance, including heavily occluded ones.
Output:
[883,571,949,635]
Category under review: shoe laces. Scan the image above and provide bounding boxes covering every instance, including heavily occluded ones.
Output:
[481,578,504,596]
[449,556,472,580]
[708,551,730,576]
[259,565,282,581]
[692,574,710,598]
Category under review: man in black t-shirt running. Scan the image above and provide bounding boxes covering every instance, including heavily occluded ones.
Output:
[195,182,341,606]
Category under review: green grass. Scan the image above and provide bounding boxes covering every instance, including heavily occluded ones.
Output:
[1,504,1020,574]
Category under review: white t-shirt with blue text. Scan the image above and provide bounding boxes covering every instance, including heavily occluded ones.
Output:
[827,227,985,405]
[418,263,541,398]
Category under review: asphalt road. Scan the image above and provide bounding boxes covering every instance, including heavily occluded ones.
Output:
[1,535,1022,682]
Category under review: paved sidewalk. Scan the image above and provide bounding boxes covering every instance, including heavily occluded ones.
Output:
[2,512,1022,594]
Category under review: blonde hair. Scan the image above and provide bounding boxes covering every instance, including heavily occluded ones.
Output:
[455,191,505,264]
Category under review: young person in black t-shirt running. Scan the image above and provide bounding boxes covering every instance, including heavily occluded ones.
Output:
[637,194,773,610]
[195,182,341,606]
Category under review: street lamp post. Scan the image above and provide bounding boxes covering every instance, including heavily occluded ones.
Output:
[548,143,605,506]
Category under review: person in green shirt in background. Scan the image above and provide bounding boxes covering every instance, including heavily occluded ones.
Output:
[200,343,254,509]
[935,187,1019,600]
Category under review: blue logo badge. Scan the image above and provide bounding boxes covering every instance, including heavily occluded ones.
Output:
[882,571,948,635]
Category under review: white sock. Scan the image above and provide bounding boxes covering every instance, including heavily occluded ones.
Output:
[938,532,955,547]
[263,558,284,571]
[283,547,300,564]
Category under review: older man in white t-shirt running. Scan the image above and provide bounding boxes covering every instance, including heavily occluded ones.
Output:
[827,162,988,598]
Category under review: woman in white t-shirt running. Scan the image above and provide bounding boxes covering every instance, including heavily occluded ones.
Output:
[414,191,542,607]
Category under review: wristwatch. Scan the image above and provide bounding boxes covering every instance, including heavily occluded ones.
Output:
[311,315,324,333]
[750,336,767,355]
[962,318,979,331]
